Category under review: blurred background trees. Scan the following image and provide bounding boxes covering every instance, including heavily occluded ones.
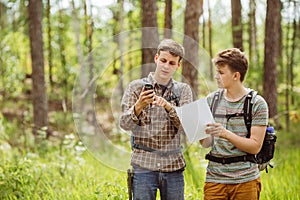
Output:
[0,1,300,199]
[0,0,299,143]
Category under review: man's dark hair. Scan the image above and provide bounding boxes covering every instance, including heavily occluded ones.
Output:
[213,48,248,82]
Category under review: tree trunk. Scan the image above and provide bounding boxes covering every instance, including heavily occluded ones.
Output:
[182,0,203,99]
[117,0,125,97]
[284,1,291,131]
[231,0,243,51]
[290,1,297,105]
[58,9,68,108]
[285,1,297,130]
[46,0,53,88]
[28,0,48,135]
[248,0,258,69]
[141,0,159,78]
[71,0,83,68]
[277,2,283,83]
[263,0,280,120]
[0,2,6,98]
[208,0,213,81]
[164,0,172,38]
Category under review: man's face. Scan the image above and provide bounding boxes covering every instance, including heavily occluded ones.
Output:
[154,51,181,83]
[215,64,238,88]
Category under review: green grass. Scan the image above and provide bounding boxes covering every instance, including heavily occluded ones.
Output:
[0,140,299,200]
[260,146,300,200]
[0,109,299,199]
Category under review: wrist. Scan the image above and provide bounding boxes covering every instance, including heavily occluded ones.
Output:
[164,102,172,112]
[134,102,143,116]
[221,129,229,140]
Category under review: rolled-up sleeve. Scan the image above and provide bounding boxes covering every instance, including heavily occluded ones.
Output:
[119,81,147,130]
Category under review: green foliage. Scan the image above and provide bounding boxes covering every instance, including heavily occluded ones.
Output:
[0,0,300,199]
[0,31,29,98]
[260,147,300,200]
[0,131,299,199]
[1,107,299,199]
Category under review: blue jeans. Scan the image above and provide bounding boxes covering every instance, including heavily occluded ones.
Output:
[132,167,185,200]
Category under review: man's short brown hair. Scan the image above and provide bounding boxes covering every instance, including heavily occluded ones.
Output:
[213,48,248,82]
[157,39,185,61]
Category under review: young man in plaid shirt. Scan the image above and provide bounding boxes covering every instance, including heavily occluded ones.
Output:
[120,39,193,200]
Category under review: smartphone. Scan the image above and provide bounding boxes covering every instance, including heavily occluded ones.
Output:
[144,84,154,91]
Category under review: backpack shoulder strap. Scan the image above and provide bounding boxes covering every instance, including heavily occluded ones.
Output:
[210,89,224,117]
[172,81,180,98]
[171,81,181,106]
[244,90,257,138]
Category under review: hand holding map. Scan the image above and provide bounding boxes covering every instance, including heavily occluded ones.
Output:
[175,98,215,143]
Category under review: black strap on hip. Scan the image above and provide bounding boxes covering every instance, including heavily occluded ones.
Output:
[205,153,257,164]
[132,143,182,157]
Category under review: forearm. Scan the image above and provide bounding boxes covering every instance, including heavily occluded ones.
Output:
[221,129,263,154]
[120,107,139,131]
[205,124,265,154]
[134,101,143,116]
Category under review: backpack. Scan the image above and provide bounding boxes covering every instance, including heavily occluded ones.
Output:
[205,89,277,173]
[130,78,182,156]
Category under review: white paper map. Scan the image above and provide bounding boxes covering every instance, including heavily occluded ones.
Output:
[175,98,215,143]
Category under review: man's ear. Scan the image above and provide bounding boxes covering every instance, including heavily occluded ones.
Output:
[177,61,181,69]
[233,72,241,80]
[154,54,158,63]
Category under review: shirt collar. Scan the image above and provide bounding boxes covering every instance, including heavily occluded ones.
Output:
[148,72,174,89]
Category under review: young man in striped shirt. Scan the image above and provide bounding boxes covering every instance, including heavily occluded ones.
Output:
[200,48,269,200]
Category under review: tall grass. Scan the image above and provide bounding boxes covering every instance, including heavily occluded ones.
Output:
[1,140,298,199]
[0,111,299,199]
[260,146,300,200]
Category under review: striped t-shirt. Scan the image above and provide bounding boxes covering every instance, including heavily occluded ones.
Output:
[205,89,269,184]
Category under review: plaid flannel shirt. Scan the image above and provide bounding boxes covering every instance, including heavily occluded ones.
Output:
[120,73,193,172]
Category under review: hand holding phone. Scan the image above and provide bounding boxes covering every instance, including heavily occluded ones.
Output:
[143,84,154,107]
[144,84,154,91]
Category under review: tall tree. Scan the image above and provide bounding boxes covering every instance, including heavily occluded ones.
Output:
[117,0,125,96]
[231,0,243,51]
[289,1,297,105]
[46,0,54,88]
[111,0,125,96]
[0,2,7,98]
[248,0,259,71]
[164,0,172,38]
[28,0,48,135]
[182,0,203,98]
[207,0,213,81]
[58,8,68,107]
[285,0,297,130]
[71,0,83,69]
[263,0,281,120]
[141,0,159,78]
[0,2,7,30]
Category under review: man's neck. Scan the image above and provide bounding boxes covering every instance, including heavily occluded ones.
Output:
[225,86,247,102]
[153,75,171,86]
